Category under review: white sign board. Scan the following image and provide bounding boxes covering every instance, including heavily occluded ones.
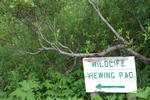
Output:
[82,56,137,93]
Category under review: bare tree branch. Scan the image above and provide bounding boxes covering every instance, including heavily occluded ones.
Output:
[26,47,56,55]
[36,23,74,54]
[88,0,150,64]
[57,42,73,53]
[26,44,127,56]
[37,30,52,45]
[34,20,72,54]
[26,50,41,55]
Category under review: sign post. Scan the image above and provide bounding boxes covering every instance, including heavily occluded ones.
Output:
[82,56,137,98]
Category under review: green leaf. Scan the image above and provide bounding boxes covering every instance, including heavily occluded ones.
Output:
[94,95,103,100]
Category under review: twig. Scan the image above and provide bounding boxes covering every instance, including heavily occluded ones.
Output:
[57,42,73,53]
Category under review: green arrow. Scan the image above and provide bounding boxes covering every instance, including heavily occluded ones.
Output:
[96,84,125,89]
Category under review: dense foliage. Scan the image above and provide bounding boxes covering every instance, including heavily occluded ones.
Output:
[0,0,150,100]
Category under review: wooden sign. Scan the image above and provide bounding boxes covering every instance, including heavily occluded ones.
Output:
[82,56,137,93]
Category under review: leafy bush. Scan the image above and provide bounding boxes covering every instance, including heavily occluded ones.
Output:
[0,0,150,100]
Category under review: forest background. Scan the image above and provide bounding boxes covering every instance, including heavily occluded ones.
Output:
[0,0,150,100]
